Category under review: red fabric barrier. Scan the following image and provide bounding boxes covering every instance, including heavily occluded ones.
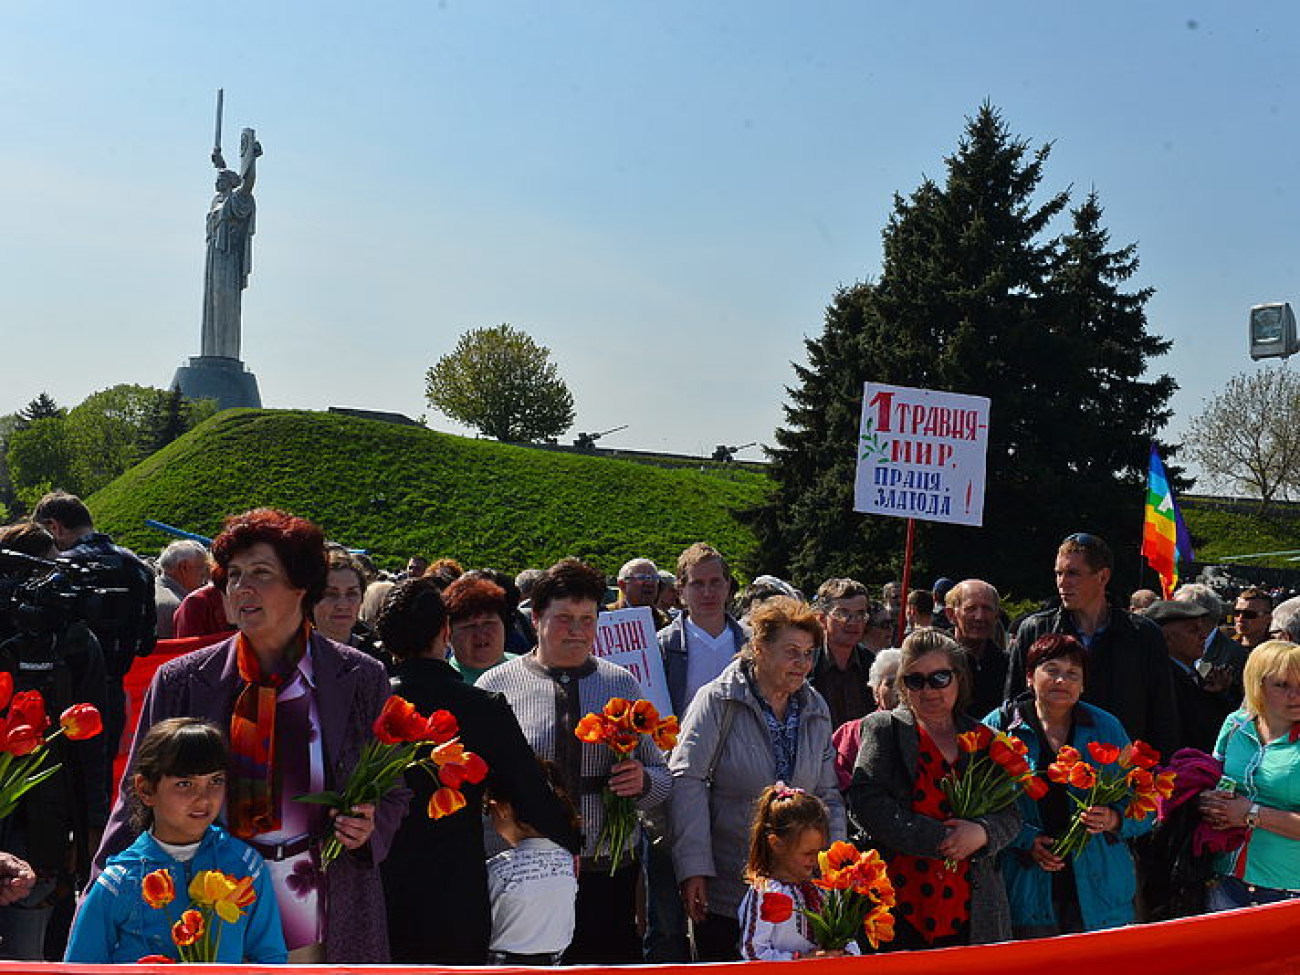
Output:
[23,900,1300,974]
[112,637,222,794]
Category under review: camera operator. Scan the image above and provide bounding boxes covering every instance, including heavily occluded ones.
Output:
[31,492,155,779]
[0,523,109,960]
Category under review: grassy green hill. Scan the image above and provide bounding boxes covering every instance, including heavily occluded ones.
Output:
[88,410,769,574]
[1180,497,1300,569]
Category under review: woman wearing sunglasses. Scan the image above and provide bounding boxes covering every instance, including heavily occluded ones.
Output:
[985,634,1153,937]
[848,629,1018,949]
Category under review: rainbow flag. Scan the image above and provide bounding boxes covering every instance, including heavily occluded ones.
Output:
[1141,444,1194,598]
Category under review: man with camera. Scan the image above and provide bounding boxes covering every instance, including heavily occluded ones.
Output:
[31,492,155,778]
[0,522,109,959]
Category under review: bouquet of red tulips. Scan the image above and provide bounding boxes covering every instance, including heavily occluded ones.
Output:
[0,673,101,819]
[574,697,678,872]
[938,726,1048,870]
[1046,740,1174,859]
[297,695,488,869]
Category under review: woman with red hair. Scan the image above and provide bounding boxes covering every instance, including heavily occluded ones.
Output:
[90,509,406,964]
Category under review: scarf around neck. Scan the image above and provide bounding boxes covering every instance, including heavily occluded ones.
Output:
[228,621,309,839]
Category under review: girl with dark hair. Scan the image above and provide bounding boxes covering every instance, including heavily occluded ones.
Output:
[65,719,285,963]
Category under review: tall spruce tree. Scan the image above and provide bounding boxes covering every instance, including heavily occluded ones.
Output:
[754,105,1175,599]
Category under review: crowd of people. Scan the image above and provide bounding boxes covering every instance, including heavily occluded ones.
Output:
[0,491,1296,965]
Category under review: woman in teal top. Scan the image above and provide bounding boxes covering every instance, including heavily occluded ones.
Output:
[1199,640,1300,908]
[985,633,1154,937]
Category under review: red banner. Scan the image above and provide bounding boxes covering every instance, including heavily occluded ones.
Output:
[28,900,1300,975]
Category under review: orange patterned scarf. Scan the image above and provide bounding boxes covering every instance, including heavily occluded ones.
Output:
[227,622,309,839]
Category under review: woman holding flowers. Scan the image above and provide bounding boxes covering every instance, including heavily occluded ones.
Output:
[1199,640,1300,911]
[669,596,844,961]
[374,577,581,964]
[848,628,1019,949]
[985,634,1155,937]
[476,558,670,964]
[94,508,407,963]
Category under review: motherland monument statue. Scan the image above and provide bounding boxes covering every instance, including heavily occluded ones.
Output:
[172,89,264,410]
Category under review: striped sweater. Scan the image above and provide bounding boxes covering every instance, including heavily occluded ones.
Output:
[477,653,671,863]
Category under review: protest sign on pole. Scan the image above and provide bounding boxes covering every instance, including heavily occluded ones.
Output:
[593,607,673,718]
[854,382,991,527]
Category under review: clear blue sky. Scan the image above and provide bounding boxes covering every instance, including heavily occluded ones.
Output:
[1,2,1293,470]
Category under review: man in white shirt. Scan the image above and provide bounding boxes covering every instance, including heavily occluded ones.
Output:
[648,542,749,963]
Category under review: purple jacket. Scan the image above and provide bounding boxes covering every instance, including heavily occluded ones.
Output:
[94,631,409,963]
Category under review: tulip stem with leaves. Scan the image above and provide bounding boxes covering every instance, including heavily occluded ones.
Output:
[296,696,487,869]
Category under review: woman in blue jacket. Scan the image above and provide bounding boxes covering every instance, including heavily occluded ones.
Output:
[985,634,1154,938]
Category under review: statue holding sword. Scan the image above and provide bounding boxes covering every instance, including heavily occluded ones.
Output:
[201,89,262,361]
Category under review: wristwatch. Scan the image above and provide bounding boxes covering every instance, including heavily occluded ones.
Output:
[1244,802,1262,830]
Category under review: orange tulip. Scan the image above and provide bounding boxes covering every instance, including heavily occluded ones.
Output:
[1126,792,1159,819]
[1022,775,1049,801]
[59,703,103,741]
[171,909,205,947]
[610,729,639,756]
[142,868,176,909]
[1154,770,1177,799]
[956,730,983,753]
[431,740,468,767]
[1087,741,1120,765]
[629,699,661,733]
[1067,762,1097,790]
[428,786,466,819]
[602,698,633,726]
[651,716,680,750]
[575,713,613,744]
[862,904,896,949]
[1056,745,1081,765]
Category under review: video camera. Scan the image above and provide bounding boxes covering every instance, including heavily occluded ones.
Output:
[0,548,128,636]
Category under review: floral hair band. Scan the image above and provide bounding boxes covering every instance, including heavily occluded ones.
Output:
[773,781,806,800]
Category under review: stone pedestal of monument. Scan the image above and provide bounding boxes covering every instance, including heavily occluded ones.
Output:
[172,356,262,411]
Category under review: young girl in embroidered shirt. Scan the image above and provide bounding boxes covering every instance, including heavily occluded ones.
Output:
[65,718,286,964]
[737,784,860,961]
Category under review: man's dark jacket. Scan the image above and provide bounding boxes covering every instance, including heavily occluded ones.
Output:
[1007,607,1180,760]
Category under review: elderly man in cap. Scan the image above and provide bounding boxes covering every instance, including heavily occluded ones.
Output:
[1143,599,1235,753]
[1173,583,1247,703]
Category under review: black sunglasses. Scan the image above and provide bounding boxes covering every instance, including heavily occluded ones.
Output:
[902,669,955,691]
[1237,610,1262,621]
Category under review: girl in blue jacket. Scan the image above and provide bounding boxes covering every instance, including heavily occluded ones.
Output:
[65,718,286,964]
[985,635,1155,937]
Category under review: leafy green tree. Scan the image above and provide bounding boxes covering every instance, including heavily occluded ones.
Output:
[425,324,575,442]
[753,105,1176,599]
[7,416,78,505]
